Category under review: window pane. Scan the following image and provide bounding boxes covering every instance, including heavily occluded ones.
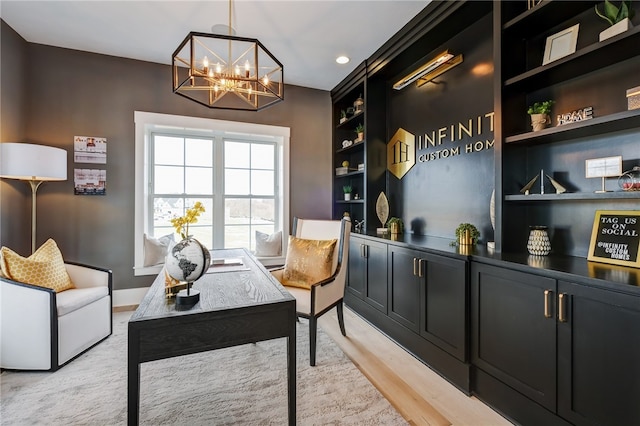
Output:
[154,166,184,194]
[251,144,274,169]
[225,141,249,168]
[153,197,185,230]
[225,225,250,249]
[251,170,274,196]
[225,169,250,195]
[154,135,184,165]
[185,138,213,167]
[251,198,275,224]
[185,167,213,193]
[225,198,250,224]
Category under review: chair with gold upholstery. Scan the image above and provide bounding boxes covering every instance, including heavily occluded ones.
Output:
[271,217,350,366]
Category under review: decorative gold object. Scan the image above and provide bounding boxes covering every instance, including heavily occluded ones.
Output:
[387,128,416,179]
[546,175,567,194]
[520,175,539,195]
[376,192,389,233]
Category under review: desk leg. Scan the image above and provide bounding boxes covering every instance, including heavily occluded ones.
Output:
[288,323,296,425]
[128,327,140,426]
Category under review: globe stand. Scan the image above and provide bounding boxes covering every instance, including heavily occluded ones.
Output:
[175,282,200,310]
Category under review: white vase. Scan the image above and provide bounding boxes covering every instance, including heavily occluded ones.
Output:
[344,193,351,201]
[599,18,633,42]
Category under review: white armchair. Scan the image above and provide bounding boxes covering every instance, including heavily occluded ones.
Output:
[0,261,112,371]
[271,217,350,366]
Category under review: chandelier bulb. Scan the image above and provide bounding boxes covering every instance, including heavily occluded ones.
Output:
[202,56,209,73]
[216,62,222,74]
[235,65,241,76]
[263,75,269,86]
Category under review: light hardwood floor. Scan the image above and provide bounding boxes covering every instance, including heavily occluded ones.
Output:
[318,306,512,426]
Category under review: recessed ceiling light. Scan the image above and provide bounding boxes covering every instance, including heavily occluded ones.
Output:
[336,56,350,65]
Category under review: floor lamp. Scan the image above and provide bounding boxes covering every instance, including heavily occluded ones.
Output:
[0,143,68,253]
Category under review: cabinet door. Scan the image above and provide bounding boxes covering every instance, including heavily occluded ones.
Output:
[388,246,420,332]
[421,253,467,362]
[347,239,365,299]
[471,263,557,411]
[557,281,640,425]
[363,240,387,313]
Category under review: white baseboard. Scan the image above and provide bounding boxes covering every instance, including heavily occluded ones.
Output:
[113,287,149,308]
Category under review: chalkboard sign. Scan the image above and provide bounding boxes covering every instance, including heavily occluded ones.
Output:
[588,210,640,268]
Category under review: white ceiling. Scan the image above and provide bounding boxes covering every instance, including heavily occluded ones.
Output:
[0,0,431,91]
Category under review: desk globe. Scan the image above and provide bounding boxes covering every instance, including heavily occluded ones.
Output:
[165,237,211,310]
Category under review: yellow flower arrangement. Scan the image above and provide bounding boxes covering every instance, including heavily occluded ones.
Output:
[170,201,205,240]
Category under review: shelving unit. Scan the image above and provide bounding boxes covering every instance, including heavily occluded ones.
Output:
[496,0,640,255]
[331,63,386,232]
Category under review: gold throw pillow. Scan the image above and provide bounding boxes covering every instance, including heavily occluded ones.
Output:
[0,239,75,292]
[281,236,337,290]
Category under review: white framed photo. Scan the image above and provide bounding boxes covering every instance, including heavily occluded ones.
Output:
[542,24,580,65]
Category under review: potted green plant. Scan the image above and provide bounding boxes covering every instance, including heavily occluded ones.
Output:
[527,100,555,131]
[455,223,480,245]
[343,185,352,201]
[596,0,635,41]
[386,217,404,235]
[355,123,364,142]
[340,109,347,124]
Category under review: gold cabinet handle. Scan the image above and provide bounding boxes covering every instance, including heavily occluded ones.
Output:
[544,289,552,318]
[558,293,567,322]
[413,257,418,276]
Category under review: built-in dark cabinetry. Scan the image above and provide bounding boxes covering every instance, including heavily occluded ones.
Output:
[334,0,640,424]
[471,261,640,425]
[387,246,421,332]
[388,246,467,361]
[556,280,640,425]
[495,0,640,255]
[347,234,471,392]
[348,235,387,312]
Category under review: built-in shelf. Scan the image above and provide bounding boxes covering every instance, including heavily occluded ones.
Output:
[335,170,365,179]
[336,199,365,204]
[336,111,364,129]
[505,109,640,145]
[336,141,365,154]
[504,26,640,92]
[505,191,640,201]
[503,1,595,34]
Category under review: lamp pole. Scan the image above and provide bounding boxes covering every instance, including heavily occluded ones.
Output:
[28,179,44,254]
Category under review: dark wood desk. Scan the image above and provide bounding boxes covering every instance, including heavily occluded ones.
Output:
[128,248,296,425]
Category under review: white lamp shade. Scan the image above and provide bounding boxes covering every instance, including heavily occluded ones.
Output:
[0,143,67,181]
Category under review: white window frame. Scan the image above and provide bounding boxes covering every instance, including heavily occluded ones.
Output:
[134,111,290,276]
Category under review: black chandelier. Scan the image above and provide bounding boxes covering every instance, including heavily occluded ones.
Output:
[172,1,284,111]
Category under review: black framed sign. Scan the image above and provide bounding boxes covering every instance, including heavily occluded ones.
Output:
[588,210,640,268]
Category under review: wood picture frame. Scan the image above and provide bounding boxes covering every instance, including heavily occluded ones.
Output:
[542,24,580,65]
[588,210,640,268]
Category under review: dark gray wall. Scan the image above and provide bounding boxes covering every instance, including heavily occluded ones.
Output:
[0,21,29,251]
[0,20,332,291]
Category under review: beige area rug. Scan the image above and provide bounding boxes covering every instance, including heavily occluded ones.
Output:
[1,311,407,425]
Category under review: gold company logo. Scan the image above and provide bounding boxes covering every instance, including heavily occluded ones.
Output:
[387,128,415,179]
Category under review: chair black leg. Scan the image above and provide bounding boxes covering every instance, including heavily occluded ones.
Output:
[309,316,317,366]
[337,301,347,336]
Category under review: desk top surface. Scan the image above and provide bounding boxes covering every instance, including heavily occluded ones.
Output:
[130,248,294,323]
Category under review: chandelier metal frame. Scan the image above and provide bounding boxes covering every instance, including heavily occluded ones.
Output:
[171,3,284,111]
